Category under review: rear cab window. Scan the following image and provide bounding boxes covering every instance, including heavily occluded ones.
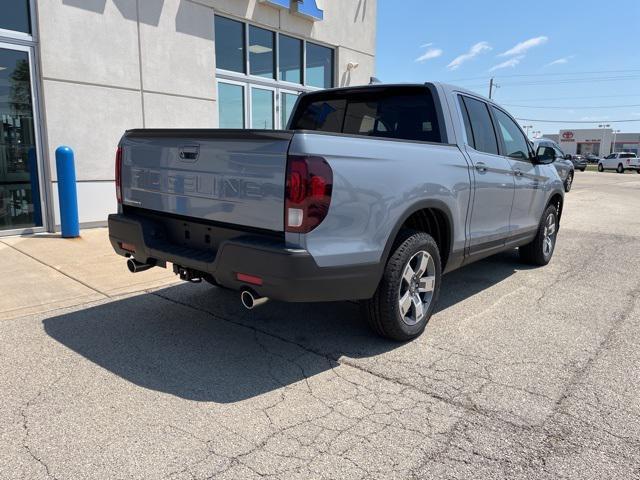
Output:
[289,86,444,143]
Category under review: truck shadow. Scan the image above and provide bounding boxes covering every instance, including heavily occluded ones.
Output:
[43,250,526,403]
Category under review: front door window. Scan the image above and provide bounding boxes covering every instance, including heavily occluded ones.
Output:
[0,46,42,230]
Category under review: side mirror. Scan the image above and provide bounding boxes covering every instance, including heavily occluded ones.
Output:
[564,154,572,160]
[535,146,555,164]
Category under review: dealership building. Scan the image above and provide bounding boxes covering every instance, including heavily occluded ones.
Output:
[543,129,640,156]
[0,0,377,235]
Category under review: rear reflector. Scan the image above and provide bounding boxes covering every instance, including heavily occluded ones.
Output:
[119,242,136,253]
[285,155,333,233]
[236,273,263,286]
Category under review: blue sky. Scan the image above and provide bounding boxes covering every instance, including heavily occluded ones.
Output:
[376,0,640,134]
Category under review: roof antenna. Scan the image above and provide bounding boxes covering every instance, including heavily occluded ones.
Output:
[369,76,382,85]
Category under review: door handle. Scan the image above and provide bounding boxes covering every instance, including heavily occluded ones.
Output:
[475,162,487,173]
[514,169,523,177]
[179,145,199,162]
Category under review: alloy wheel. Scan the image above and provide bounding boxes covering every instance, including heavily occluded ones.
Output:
[542,213,557,258]
[398,250,436,326]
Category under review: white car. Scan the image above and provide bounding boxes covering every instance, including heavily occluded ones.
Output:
[598,152,640,173]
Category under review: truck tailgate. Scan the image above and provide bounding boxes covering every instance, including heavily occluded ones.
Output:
[120,130,293,231]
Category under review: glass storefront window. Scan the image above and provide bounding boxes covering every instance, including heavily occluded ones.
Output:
[251,88,274,129]
[215,16,336,131]
[249,26,275,79]
[214,16,245,73]
[306,42,334,88]
[279,35,302,84]
[218,82,245,128]
[1,1,31,34]
[0,47,41,230]
[281,92,298,128]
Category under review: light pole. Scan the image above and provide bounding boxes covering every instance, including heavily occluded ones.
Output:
[532,130,541,139]
[598,124,610,155]
[522,125,533,137]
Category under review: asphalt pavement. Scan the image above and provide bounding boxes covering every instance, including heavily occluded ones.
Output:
[1,170,639,479]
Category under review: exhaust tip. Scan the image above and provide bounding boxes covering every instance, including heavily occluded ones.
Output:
[127,258,137,273]
[241,290,256,310]
[127,258,153,273]
[241,289,269,310]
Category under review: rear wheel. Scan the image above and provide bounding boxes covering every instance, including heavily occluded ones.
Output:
[564,172,573,192]
[617,163,624,173]
[580,168,586,172]
[598,163,604,172]
[362,230,441,341]
[519,204,558,266]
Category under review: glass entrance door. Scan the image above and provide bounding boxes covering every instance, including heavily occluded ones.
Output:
[0,43,42,231]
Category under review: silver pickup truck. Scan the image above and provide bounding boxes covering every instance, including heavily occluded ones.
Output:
[109,83,564,341]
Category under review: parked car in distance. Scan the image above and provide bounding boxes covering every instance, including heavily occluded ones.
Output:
[570,155,587,172]
[109,83,565,341]
[533,138,575,191]
[585,153,600,164]
[598,152,640,173]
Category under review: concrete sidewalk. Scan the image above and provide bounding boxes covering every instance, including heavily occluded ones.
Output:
[0,228,179,320]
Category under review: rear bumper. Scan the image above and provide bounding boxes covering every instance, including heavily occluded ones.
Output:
[108,213,381,302]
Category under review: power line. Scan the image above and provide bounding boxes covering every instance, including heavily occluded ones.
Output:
[515,118,640,123]
[504,103,640,109]
[499,93,640,102]
[449,68,640,83]
[496,75,640,87]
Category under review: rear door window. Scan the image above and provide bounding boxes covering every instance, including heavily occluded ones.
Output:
[459,96,499,155]
[289,87,443,143]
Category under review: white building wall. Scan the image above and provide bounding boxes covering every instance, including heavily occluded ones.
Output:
[35,0,376,230]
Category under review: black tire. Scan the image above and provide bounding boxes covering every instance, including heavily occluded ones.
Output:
[564,172,573,192]
[617,164,624,174]
[580,168,586,172]
[598,164,604,172]
[519,204,558,266]
[361,230,441,341]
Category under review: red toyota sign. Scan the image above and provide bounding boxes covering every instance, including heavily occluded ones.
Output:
[562,131,574,139]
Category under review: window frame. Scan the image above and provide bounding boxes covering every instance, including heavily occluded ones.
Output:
[0,0,35,42]
[217,78,248,129]
[214,13,336,90]
[248,84,276,129]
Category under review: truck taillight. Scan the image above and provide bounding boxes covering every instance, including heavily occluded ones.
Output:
[115,147,123,204]
[285,155,332,233]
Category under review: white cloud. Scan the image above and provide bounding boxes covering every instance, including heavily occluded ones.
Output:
[545,55,575,67]
[447,41,492,70]
[415,47,443,63]
[420,43,434,48]
[489,55,525,72]
[499,36,548,57]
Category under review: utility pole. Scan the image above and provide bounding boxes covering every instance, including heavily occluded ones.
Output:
[489,78,499,99]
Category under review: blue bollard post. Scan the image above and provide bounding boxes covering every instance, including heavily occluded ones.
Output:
[55,146,80,238]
